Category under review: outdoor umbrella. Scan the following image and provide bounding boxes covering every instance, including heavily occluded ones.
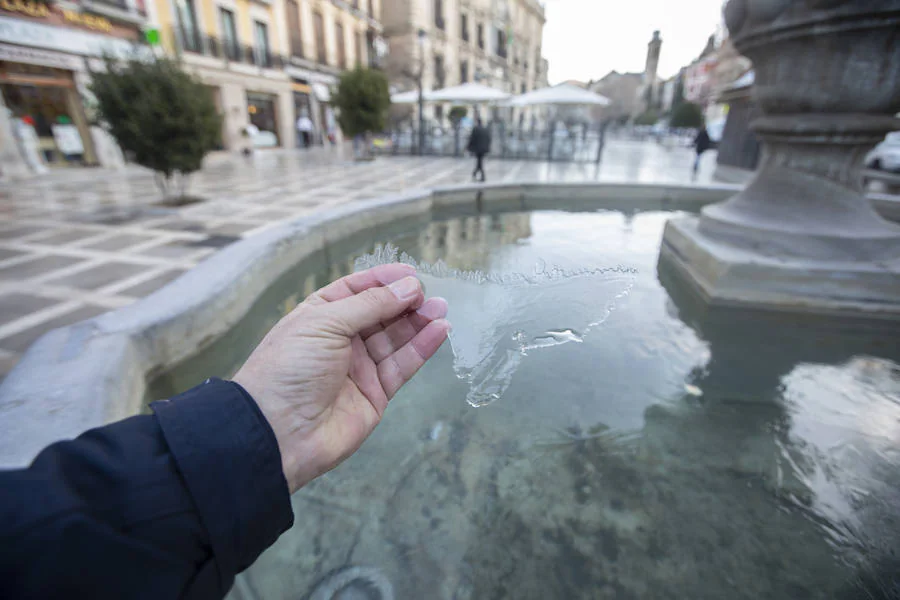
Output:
[507,83,611,106]
[427,82,510,104]
[390,89,423,104]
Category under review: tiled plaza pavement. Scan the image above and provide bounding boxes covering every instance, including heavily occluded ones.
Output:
[0,139,714,379]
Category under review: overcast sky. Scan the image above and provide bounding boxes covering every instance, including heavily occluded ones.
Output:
[541,0,725,84]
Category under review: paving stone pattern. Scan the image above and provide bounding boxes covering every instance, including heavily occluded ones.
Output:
[0,141,712,380]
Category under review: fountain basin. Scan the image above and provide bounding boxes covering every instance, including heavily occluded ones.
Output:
[0,182,734,467]
[1,181,899,599]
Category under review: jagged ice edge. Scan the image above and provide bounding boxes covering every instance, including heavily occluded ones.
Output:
[354,244,638,285]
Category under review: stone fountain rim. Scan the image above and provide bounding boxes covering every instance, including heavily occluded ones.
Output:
[0,180,740,468]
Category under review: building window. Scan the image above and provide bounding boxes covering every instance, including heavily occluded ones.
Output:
[313,11,326,64]
[477,23,484,50]
[356,31,363,66]
[175,0,201,53]
[367,0,374,17]
[254,21,270,67]
[365,29,376,67]
[287,0,303,57]
[434,55,444,89]
[521,82,526,94]
[460,13,468,41]
[460,60,468,83]
[220,8,239,61]
[335,22,346,69]
[434,0,444,30]
[495,28,507,58]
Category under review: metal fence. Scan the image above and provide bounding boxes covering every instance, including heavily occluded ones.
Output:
[375,124,608,163]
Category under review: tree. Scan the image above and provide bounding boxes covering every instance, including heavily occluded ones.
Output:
[670,101,705,129]
[90,55,222,201]
[448,105,468,126]
[634,109,659,126]
[332,67,390,159]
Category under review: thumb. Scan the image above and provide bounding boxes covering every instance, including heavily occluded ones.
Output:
[324,276,424,336]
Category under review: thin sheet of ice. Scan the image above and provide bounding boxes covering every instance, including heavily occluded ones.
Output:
[356,244,636,407]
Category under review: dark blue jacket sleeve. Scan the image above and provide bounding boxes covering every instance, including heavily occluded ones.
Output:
[0,378,294,600]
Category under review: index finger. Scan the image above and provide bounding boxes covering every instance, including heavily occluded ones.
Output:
[307,263,416,305]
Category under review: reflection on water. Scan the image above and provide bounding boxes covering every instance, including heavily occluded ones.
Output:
[186,209,899,600]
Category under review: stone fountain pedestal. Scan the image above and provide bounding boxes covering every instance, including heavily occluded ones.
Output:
[660,0,900,317]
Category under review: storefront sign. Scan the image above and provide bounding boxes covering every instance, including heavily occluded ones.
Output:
[0,16,145,58]
[0,0,49,18]
[62,10,112,33]
[0,42,82,69]
[0,0,114,33]
[285,65,337,86]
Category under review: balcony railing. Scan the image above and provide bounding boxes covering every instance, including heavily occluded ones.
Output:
[83,0,147,21]
[173,27,287,70]
[94,0,128,9]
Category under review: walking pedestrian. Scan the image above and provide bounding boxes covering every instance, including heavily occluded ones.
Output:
[467,118,492,182]
[693,126,712,174]
[296,112,314,148]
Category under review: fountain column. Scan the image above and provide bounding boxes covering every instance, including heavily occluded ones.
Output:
[659,0,900,316]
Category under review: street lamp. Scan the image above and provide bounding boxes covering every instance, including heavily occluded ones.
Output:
[417,28,426,156]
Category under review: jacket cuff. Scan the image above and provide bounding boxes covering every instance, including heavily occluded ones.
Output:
[151,378,294,589]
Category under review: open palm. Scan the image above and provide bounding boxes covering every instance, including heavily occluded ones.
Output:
[234,264,449,493]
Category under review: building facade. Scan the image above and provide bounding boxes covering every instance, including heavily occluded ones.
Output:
[154,0,296,150]
[0,0,148,170]
[281,0,383,144]
[381,0,547,125]
[683,35,717,109]
[152,0,384,150]
[589,70,642,123]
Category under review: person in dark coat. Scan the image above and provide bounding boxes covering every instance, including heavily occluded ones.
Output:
[467,118,492,182]
[0,264,450,600]
[693,126,712,174]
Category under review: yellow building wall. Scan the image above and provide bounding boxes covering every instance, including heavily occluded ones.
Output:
[155,0,288,57]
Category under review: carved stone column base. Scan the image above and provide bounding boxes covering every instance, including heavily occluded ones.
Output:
[659,112,900,318]
[700,115,900,262]
[659,216,900,318]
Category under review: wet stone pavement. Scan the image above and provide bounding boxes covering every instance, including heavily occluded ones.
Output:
[0,140,715,380]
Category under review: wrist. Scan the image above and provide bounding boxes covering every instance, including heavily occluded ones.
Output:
[230,377,309,493]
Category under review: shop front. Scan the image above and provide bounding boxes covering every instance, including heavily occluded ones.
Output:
[0,2,145,172]
[286,64,337,146]
[0,58,93,165]
[246,91,279,148]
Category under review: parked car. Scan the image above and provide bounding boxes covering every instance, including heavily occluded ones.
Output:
[865,132,900,172]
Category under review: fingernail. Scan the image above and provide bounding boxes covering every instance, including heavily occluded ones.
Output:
[416,297,448,320]
[389,276,420,300]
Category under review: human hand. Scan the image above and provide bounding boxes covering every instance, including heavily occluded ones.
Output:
[233,264,450,493]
